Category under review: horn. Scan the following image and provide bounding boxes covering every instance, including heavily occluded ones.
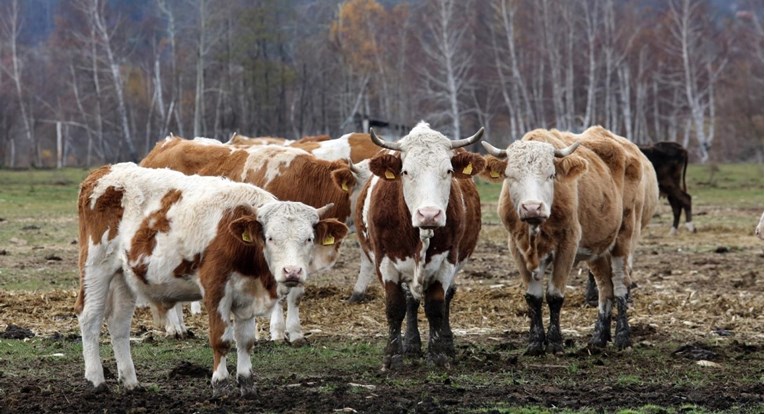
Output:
[347,159,361,175]
[481,141,507,159]
[554,141,580,158]
[369,128,402,151]
[316,203,334,218]
[450,127,485,149]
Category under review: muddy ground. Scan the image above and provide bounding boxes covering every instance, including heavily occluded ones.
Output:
[0,201,763,413]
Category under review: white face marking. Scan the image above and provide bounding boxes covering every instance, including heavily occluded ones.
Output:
[257,201,322,286]
[503,141,557,221]
[395,123,456,228]
[362,176,380,237]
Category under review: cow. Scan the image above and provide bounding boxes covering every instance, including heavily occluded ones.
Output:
[481,126,657,354]
[283,132,383,303]
[140,136,361,343]
[638,141,695,235]
[76,163,348,394]
[355,122,485,369]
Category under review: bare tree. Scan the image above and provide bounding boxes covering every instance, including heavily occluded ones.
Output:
[81,0,138,161]
[419,0,473,137]
[0,0,36,166]
[668,0,727,162]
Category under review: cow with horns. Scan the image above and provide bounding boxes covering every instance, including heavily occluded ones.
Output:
[481,126,657,353]
[355,122,485,368]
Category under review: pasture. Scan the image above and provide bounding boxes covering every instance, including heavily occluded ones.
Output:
[0,164,762,413]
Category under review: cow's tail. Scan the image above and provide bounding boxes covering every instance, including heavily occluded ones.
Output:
[681,150,688,192]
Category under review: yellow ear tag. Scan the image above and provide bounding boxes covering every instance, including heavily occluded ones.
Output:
[462,163,473,175]
[322,234,335,246]
[341,181,349,192]
[384,170,396,180]
[241,232,252,242]
[490,170,501,178]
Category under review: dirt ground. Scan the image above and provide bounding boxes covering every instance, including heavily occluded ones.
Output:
[0,202,763,413]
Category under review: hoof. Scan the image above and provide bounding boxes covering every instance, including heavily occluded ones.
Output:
[348,292,368,304]
[237,375,257,398]
[588,337,608,349]
[212,379,234,398]
[288,336,308,347]
[547,341,565,355]
[88,382,110,394]
[427,352,450,369]
[382,354,404,371]
[525,341,546,356]
[615,333,632,350]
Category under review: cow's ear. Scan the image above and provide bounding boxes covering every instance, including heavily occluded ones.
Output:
[331,165,355,193]
[479,156,507,183]
[229,215,264,246]
[554,156,587,180]
[451,152,486,179]
[314,219,349,247]
[369,153,402,180]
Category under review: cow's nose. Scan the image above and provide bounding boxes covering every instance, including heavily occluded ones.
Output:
[283,266,303,285]
[519,202,547,224]
[416,207,442,223]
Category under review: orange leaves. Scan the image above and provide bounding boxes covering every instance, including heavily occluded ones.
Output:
[330,0,399,73]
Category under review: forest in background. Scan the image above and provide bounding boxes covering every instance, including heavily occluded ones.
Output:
[0,0,761,167]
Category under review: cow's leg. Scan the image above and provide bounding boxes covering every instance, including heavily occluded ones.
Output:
[588,256,613,348]
[190,301,202,315]
[423,281,449,367]
[667,194,683,235]
[680,191,695,233]
[207,296,232,395]
[585,270,599,307]
[105,274,138,389]
[79,262,119,390]
[284,286,305,345]
[403,285,422,357]
[511,246,545,356]
[547,248,575,355]
[269,297,286,342]
[164,302,188,338]
[349,251,375,303]
[233,315,258,397]
[382,280,406,371]
[610,252,632,350]
[442,285,456,357]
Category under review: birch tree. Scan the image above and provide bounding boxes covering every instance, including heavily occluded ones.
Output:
[668,0,726,162]
[419,0,473,137]
[0,0,36,166]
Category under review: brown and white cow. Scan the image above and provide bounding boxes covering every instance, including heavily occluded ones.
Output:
[286,132,382,302]
[482,126,657,353]
[356,122,485,368]
[226,133,290,146]
[140,136,359,343]
[639,141,695,235]
[755,211,764,240]
[76,163,347,393]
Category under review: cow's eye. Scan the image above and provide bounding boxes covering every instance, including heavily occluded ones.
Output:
[447,169,453,175]
[306,237,313,244]
[549,173,556,180]
[402,170,408,176]
[267,236,273,242]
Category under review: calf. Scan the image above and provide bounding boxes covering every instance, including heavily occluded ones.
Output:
[356,122,485,368]
[482,126,656,353]
[140,137,359,342]
[639,141,694,235]
[77,163,347,393]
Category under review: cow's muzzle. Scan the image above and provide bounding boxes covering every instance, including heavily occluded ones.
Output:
[519,201,548,225]
[282,266,304,287]
[414,206,445,228]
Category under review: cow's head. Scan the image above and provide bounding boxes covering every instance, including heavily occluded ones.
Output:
[229,201,348,287]
[481,139,585,225]
[329,159,371,230]
[368,122,485,228]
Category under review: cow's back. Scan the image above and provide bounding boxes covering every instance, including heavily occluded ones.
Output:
[142,137,249,180]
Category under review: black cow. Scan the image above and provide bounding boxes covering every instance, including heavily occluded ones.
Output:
[639,142,695,235]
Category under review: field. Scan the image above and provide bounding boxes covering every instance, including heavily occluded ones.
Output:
[0,164,763,413]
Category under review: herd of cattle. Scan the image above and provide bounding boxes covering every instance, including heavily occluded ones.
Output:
[76,122,706,394]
